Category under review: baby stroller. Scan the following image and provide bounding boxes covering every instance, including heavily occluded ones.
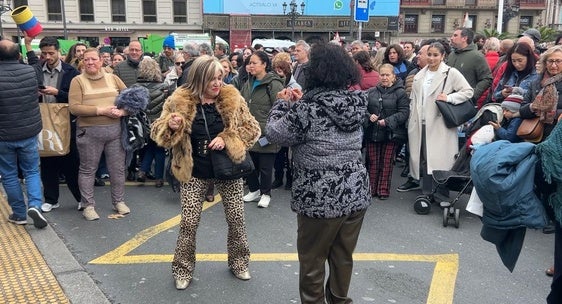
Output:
[413,103,504,228]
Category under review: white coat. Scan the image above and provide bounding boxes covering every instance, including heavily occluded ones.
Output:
[408,62,474,180]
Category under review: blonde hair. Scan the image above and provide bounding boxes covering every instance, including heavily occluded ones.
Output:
[483,37,500,52]
[272,52,292,68]
[138,57,162,82]
[185,55,225,100]
[539,45,562,75]
[372,47,386,72]
[219,57,238,75]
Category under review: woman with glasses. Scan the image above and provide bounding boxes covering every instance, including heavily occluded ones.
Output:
[492,42,538,103]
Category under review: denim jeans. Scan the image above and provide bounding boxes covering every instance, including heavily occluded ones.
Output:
[140,139,166,179]
[0,136,43,218]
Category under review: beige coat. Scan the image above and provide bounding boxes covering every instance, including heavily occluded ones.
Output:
[408,62,474,180]
[150,85,261,183]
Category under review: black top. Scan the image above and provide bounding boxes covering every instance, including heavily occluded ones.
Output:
[191,103,224,179]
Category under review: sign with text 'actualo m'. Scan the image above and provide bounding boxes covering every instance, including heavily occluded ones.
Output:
[204,0,399,17]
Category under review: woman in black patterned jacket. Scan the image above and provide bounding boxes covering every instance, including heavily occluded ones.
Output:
[266,43,370,304]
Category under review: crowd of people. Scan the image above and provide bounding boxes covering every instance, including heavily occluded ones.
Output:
[1,27,562,303]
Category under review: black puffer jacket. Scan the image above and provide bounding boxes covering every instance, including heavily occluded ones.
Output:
[131,79,169,122]
[113,58,139,87]
[364,79,410,143]
[0,61,42,141]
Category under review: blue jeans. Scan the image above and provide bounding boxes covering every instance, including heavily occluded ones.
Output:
[140,139,166,179]
[0,136,43,218]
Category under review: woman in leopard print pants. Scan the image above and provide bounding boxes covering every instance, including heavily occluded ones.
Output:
[151,56,261,290]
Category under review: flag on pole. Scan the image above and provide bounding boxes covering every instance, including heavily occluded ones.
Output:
[333,32,341,42]
[462,12,472,28]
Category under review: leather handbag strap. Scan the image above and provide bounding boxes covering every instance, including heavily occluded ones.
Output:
[440,68,451,93]
[200,105,212,141]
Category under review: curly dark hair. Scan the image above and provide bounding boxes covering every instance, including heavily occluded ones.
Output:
[383,44,405,64]
[305,43,360,90]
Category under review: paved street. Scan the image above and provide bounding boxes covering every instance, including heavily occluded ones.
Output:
[34,167,554,304]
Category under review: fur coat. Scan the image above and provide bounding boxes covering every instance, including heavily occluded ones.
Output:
[150,85,261,183]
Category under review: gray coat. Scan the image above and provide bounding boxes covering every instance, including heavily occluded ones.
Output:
[266,88,371,218]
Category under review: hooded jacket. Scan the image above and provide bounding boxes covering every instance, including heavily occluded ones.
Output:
[266,88,371,218]
[239,72,284,153]
[150,85,261,183]
[471,140,548,271]
[447,43,492,103]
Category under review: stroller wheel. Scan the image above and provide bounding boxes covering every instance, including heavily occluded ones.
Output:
[414,196,432,215]
[443,207,449,227]
[454,208,460,228]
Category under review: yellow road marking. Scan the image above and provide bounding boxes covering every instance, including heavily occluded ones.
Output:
[89,196,458,304]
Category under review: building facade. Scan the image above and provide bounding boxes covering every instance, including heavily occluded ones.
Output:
[0,0,556,49]
[1,0,203,47]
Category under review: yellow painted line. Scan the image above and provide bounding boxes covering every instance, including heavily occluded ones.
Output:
[89,194,458,304]
[89,196,221,264]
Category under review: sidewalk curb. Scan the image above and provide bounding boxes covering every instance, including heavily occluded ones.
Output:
[27,224,111,304]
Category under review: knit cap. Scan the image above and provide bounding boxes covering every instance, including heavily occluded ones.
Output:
[501,94,523,113]
[163,35,175,49]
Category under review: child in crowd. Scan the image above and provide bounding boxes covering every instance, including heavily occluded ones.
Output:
[489,93,523,143]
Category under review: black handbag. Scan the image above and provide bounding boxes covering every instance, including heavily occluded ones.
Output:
[201,105,255,180]
[435,68,477,128]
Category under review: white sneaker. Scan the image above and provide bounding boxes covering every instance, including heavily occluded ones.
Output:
[41,203,60,213]
[77,202,84,211]
[257,194,271,208]
[243,190,261,202]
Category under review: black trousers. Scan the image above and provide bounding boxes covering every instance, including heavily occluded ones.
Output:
[297,209,367,304]
[246,152,275,195]
[547,221,562,304]
[273,147,288,180]
[40,143,81,204]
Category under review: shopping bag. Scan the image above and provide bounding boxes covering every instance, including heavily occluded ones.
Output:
[37,103,70,157]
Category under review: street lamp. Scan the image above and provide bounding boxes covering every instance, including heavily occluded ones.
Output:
[0,0,12,40]
[282,0,305,41]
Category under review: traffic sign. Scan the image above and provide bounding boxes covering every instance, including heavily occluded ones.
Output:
[354,0,370,22]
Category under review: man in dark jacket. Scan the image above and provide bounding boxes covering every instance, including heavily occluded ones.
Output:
[0,39,47,229]
[25,35,82,213]
[292,40,309,89]
[447,28,492,104]
[114,40,142,180]
[114,40,142,87]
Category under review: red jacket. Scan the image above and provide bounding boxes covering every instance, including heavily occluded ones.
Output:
[350,68,380,91]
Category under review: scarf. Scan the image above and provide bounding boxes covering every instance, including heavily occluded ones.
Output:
[532,72,562,124]
[536,121,562,224]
